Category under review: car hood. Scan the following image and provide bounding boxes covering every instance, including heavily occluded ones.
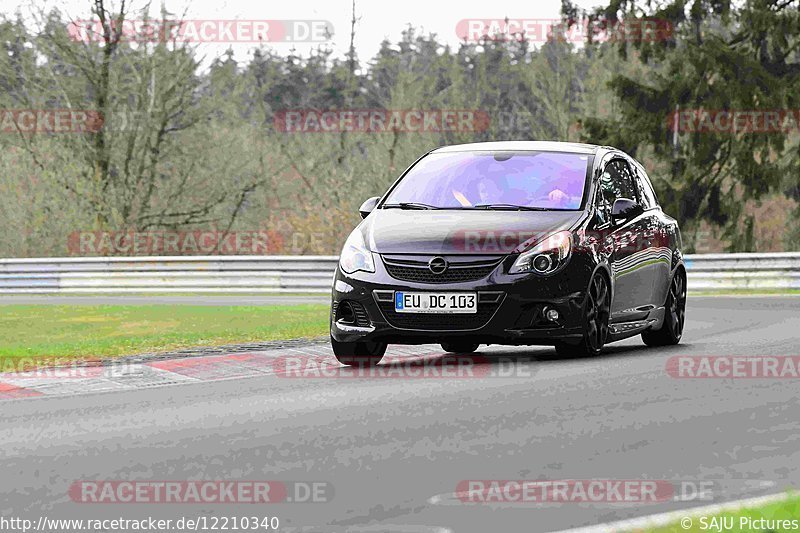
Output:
[363,209,585,255]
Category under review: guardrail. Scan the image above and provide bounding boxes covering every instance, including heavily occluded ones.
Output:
[0,253,798,294]
[0,256,339,294]
[685,252,800,291]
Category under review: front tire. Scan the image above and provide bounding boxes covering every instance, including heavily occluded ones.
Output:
[642,270,686,346]
[554,272,610,358]
[441,342,480,354]
[331,337,386,366]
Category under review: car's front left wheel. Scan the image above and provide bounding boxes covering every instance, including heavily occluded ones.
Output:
[331,337,387,366]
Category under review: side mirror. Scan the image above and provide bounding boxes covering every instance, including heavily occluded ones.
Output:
[359,196,380,219]
[611,198,640,222]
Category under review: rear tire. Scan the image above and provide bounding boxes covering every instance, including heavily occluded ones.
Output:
[642,270,686,347]
[554,272,610,358]
[331,337,386,366]
[441,342,480,354]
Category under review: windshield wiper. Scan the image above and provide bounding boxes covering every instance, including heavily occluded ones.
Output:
[473,203,548,211]
[382,202,439,210]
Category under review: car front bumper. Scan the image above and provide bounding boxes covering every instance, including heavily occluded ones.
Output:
[330,254,593,346]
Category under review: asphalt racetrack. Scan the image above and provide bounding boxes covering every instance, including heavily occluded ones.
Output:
[1,296,798,533]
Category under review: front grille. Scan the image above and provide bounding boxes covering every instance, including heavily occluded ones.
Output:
[382,255,503,284]
[375,297,504,331]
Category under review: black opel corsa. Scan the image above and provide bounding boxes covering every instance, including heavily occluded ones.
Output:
[330,141,686,365]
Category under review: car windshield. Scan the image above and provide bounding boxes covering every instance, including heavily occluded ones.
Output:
[383,151,590,210]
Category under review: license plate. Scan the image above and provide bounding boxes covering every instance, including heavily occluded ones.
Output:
[394,292,477,314]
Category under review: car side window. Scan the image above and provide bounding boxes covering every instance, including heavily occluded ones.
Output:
[633,166,659,210]
[596,159,638,225]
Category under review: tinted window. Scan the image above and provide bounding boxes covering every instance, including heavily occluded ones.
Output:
[633,165,659,209]
[596,159,638,224]
[383,151,590,210]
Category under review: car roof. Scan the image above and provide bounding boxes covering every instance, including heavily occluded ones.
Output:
[431,141,602,155]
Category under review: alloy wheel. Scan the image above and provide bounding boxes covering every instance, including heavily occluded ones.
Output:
[669,273,687,340]
[585,274,611,352]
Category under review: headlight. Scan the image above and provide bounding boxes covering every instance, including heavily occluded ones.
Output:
[339,229,375,274]
[510,231,572,275]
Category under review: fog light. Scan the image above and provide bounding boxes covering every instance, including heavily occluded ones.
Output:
[336,301,356,324]
[544,307,560,322]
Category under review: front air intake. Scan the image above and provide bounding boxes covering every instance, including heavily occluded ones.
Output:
[334,300,372,327]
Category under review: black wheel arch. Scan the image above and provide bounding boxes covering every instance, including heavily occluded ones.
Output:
[590,263,613,305]
[665,262,687,307]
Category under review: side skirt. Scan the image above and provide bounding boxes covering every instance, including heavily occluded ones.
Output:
[607,306,665,342]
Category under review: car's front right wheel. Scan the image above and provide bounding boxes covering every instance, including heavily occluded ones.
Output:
[554,272,610,358]
[642,269,686,346]
[331,337,387,366]
[441,342,480,354]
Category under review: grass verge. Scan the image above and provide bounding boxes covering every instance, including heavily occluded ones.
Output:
[647,492,799,533]
[0,304,330,361]
[690,289,800,296]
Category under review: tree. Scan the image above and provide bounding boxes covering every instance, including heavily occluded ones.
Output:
[564,0,800,251]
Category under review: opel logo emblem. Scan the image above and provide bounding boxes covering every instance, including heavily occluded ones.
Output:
[428,256,448,274]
